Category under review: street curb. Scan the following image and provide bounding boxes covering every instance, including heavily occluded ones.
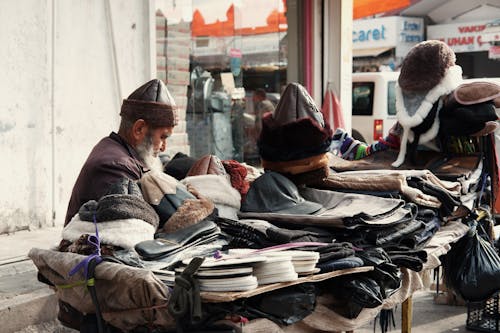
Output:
[0,287,58,333]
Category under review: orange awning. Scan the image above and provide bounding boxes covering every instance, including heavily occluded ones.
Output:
[354,0,411,19]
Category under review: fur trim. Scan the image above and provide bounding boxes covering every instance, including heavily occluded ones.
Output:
[63,215,155,249]
[181,175,241,209]
[393,65,463,167]
[396,65,462,128]
[161,198,214,234]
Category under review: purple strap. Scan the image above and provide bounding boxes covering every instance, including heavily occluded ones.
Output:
[69,214,103,278]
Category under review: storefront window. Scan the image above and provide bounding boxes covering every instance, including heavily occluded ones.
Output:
[156,0,287,166]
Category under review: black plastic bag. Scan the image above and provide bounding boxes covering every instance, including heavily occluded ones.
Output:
[443,222,500,302]
[200,284,317,326]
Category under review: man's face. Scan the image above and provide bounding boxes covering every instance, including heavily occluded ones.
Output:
[136,126,173,171]
[149,126,173,157]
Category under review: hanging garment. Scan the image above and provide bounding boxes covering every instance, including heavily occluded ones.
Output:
[321,86,345,130]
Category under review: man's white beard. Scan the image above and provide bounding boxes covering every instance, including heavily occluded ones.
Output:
[136,134,164,172]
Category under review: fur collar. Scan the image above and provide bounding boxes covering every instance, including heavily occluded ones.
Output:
[392,65,463,167]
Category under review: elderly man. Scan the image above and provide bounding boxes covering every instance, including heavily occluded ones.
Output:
[64,78,177,225]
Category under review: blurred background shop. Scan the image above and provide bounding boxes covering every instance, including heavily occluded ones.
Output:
[2,0,500,231]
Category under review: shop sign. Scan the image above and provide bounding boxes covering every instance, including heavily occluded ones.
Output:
[353,16,423,57]
[396,17,424,57]
[229,48,242,76]
[427,20,496,53]
[489,45,500,59]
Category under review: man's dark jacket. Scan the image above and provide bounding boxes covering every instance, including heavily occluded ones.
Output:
[64,132,147,225]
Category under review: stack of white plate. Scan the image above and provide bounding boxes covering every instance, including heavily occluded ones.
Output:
[252,255,298,285]
[180,255,266,292]
[151,269,175,287]
[265,250,320,275]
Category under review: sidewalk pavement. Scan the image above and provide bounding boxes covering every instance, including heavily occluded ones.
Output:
[0,227,63,333]
[1,227,472,333]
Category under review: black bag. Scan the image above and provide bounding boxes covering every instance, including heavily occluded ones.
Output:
[200,284,317,326]
[443,221,500,302]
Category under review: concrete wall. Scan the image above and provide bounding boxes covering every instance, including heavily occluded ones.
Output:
[0,0,154,234]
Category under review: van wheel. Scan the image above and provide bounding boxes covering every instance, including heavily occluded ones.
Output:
[351,129,366,144]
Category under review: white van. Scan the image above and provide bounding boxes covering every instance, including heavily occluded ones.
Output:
[351,72,400,143]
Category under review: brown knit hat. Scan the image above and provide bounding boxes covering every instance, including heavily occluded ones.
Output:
[398,40,456,92]
[120,79,178,127]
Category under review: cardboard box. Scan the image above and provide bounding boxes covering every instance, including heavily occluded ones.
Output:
[173,120,186,134]
[167,36,191,48]
[156,41,166,56]
[167,21,191,34]
[167,30,191,39]
[166,57,190,72]
[168,133,189,146]
[166,45,190,60]
[174,96,188,109]
[175,107,187,121]
[157,70,167,82]
[167,84,188,97]
[165,144,191,157]
[157,56,166,67]
[167,70,190,85]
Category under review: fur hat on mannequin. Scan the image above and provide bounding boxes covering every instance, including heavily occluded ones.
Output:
[392,40,463,167]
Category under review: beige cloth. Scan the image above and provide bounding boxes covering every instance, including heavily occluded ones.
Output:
[315,173,442,208]
[139,170,178,205]
[262,154,329,175]
[29,248,175,331]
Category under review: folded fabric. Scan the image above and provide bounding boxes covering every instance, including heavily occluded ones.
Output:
[239,186,412,229]
[262,153,329,175]
[139,170,197,228]
[365,215,423,247]
[163,152,197,180]
[135,220,219,260]
[314,172,406,192]
[182,175,241,220]
[63,215,155,249]
[78,194,159,228]
[186,154,227,177]
[439,101,498,138]
[139,170,178,200]
[160,197,215,234]
[241,172,323,215]
[105,177,144,197]
[317,256,364,273]
[29,248,172,332]
[285,165,330,186]
[222,159,250,198]
[216,217,272,248]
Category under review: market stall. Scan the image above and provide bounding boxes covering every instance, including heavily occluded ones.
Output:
[29,40,500,333]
